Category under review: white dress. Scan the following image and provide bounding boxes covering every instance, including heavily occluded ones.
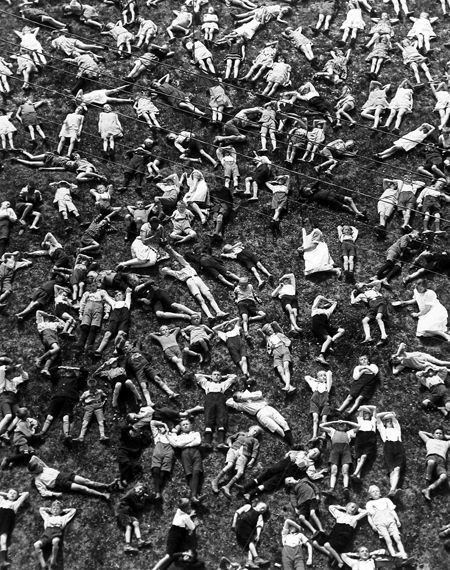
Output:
[20,32,43,53]
[59,113,83,138]
[340,8,365,30]
[80,90,109,106]
[131,237,158,265]
[98,111,123,138]
[389,87,413,112]
[433,91,450,112]
[414,289,448,337]
[408,18,436,40]
[302,228,335,275]
[0,115,16,135]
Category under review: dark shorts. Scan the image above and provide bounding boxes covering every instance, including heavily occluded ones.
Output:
[280,295,298,312]
[311,313,337,341]
[341,241,356,257]
[349,374,377,401]
[40,328,60,349]
[354,430,377,459]
[53,470,76,492]
[227,336,247,364]
[296,497,319,518]
[309,96,330,115]
[51,248,71,269]
[31,287,51,306]
[180,447,203,476]
[39,527,64,549]
[224,121,240,136]
[309,391,330,416]
[236,250,258,270]
[108,307,130,336]
[151,290,174,313]
[204,392,227,429]
[48,396,77,420]
[70,267,87,286]
[366,298,388,319]
[426,454,447,478]
[0,400,18,418]
[329,442,352,466]
[190,339,210,353]
[315,523,353,552]
[384,441,405,471]
[428,383,450,406]
[271,192,288,211]
[397,191,416,211]
[55,301,72,319]
[314,189,346,210]
[80,234,99,247]
[423,156,443,170]
[237,299,259,317]
[422,196,440,215]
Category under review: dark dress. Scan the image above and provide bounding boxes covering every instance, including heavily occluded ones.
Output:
[235,507,260,548]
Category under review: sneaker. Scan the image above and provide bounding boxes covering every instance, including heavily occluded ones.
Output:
[124,544,139,554]
[72,436,85,443]
[253,557,269,566]
[137,539,152,549]
[221,486,232,499]
[315,354,328,366]
[100,436,110,444]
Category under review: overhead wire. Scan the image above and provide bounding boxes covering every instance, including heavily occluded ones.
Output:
[2,39,450,244]
[2,7,450,254]
[2,2,450,162]
[4,81,450,284]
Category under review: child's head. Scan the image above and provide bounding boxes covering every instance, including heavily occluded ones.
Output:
[307,447,320,460]
[16,407,29,420]
[382,412,395,428]
[359,355,369,366]
[159,325,170,336]
[114,290,125,302]
[28,456,44,474]
[316,370,327,383]
[368,485,381,500]
[248,425,263,438]
[345,502,358,515]
[342,225,352,235]
[87,377,97,391]
[261,323,274,336]
[207,6,215,13]
[336,421,348,432]
[238,277,249,290]
[6,489,18,501]
[357,546,370,561]
[51,500,63,516]
[177,200,187,213]
[211,370,222,383]
[179,419,192,433]
[254,501,268,514]
[359,405,372,420]
[433,427,445,440]
[178,497,191,512]
[190,313,201,326]
[284,476,297,488]
[415,279,428,293]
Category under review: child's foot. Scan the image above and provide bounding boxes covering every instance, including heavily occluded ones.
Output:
[315,354,328,366]
[123,544,139,554]
[421,488,432,501]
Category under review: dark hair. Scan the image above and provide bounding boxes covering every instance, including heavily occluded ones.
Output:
[416,278,428,290]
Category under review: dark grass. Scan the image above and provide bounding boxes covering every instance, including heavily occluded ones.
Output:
[0,1,450,569]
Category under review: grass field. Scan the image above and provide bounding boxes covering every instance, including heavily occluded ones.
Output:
[0,0,449,569]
